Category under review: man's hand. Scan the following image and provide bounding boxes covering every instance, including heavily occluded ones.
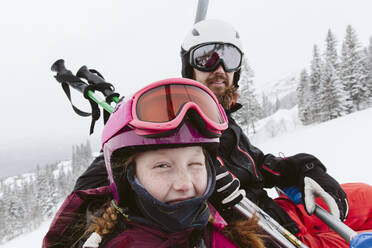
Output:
[285,153,349,221]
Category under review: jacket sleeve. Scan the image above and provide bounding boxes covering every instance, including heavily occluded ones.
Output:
[259,154,289,188]
[259,153,328,188]
[74,153,110,191]
[42,187,112,248]
[236,140,292,188]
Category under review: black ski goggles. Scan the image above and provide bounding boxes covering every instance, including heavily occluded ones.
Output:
[189,43,243,72]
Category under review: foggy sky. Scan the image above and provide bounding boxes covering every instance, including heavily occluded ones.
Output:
[1,0,371,178]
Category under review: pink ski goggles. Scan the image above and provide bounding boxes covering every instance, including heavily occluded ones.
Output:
[102,78,228,146]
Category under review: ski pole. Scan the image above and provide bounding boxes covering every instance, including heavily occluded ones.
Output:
[235,198,309,248]
[314,204,356,242]
[51,59,116,114]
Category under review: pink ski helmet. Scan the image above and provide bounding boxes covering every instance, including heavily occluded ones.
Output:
[101,78,227,204]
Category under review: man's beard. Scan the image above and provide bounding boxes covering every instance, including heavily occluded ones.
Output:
[206,74,239,110]
[215,85,239,110]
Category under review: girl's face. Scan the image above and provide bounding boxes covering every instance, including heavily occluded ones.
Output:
[135,146,208,204]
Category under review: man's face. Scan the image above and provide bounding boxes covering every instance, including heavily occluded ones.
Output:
[193,65,234,97]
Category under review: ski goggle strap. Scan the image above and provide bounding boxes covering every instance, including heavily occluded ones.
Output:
[130,78,228,136]
[189,43,243,72]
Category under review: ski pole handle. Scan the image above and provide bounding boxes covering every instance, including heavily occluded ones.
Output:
[51,59,115,114]
[76,66,120,103]
[280,186,357,243]
[51,59,88,93]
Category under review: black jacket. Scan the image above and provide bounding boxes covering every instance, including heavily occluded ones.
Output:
[216,104,300,233]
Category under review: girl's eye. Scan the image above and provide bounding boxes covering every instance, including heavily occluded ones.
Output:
[189,162,204,167]
[155,163,169,169]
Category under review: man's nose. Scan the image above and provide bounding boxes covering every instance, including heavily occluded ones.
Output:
[213,65,225,74]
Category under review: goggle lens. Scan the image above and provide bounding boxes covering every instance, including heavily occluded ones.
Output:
[191,43,242,71]
[136,84,224,124]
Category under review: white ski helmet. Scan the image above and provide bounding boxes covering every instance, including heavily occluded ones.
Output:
[181,19,244,87]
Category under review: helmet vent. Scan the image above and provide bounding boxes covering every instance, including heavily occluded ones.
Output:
[235,32,240,39]
[192,28,200,36]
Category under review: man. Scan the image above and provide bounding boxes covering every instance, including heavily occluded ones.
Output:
[180,19,372,247]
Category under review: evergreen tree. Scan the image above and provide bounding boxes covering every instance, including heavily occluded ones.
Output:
[368,37,372,77]
[0,141,95,243]
[0,198,6,242]
[6,185,26,239]
[261,92,275,118]
[36,165,55,218]
[340,25,369,112]
[363,42,372,106]
[274,95,280,112]
[309,45,323,122]
[319,29,344,121]
[297,69,312,124]
[26,180,42,229]
[85,140,93,160]
[234,60,261,134]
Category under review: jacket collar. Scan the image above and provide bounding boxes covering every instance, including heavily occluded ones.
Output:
[225,102,242,115]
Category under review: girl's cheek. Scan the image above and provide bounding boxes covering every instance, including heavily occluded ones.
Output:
[192,170,208,194]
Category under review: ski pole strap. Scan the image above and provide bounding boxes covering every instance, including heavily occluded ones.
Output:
[52,59,120,134]
[55,73,100,134]
[60,81,90,117]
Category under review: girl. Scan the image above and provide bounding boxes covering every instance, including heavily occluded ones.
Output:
[43,78,265,248]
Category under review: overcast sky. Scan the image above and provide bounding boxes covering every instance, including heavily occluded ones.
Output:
[1,0,371,177]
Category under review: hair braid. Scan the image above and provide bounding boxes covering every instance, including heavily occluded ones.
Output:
[88,205,119,237]
[223,215,267,248]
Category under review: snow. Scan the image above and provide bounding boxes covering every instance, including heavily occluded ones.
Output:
[251,107,372,184]
[256,73,299,101]
[2,107,372,247]
[54,160,72,178]
[0,219,52,248]
[2,173,35,189]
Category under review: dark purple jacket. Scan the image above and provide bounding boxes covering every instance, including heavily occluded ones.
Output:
[104,216,236,248]
[42,186,112,248]
[42,186,236,248]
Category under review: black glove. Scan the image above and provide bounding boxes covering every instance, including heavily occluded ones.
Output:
[284,153,349,221]
[209,163,246,212]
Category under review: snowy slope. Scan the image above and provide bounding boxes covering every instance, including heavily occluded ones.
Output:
[0,219,52,248]
[2,107,372,247]
[251,107,372,184]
